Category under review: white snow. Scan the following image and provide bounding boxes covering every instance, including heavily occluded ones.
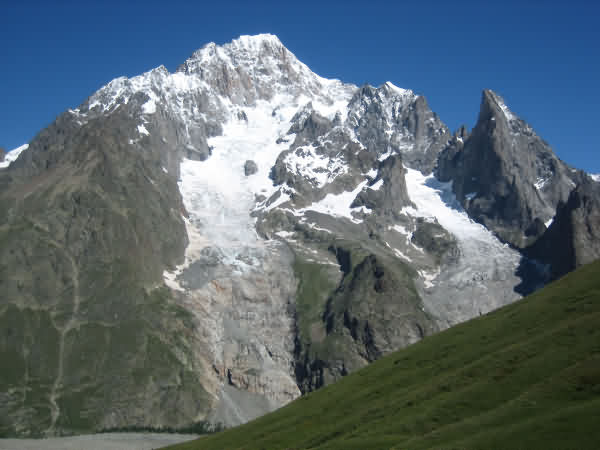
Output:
[391,246,412,262]
[137,124,150,136]
[418,268,440,289]
[402,168,521,280]
[488,91,517,122]
[534,177,548,190]
[590,173,600,182]
[305,222,333,234]
[392,223,410,235]
[163,269,185,292]
[165,78,354,288]
[404,168,497,242]
[465,192,477,201]
[0,144,29,169]
[545,217,554,228]
[283,144,347,188]
[176,98,296,270]
[377,149,393,161]
[264,191,292,212]
[141,92,158,114]
[498,101,516,122]
[370,178,384,191]
[366,168,378,178]
[402,168,522,323]
[297,180,368,223]
[390,224,413,245]
[383,81,412,96]
[275,231,295,238]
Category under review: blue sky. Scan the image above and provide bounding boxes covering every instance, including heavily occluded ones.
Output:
[2,0,599,172]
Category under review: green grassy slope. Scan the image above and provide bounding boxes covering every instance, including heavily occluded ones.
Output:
[168,260,600,450]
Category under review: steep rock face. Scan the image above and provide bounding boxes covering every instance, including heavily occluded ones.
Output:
[346,83,450,174]
[437,90,582,248]
[526,177,600,279]
[0,106,209,436]
[293,242,435,393]
[351,154,413,217]
[243,160,258,176]
[176,34,342,105]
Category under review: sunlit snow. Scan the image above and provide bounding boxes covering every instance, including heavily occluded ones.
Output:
[370,179,384,191]
[534,177,548,190]
[0,144,29,169]
[402,168,521,289]
[283,143,348,188]
[177,98,298,269]
[297,180,368,223]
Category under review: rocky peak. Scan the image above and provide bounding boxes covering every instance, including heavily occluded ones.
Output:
[346,83,449,173]
[437,89,581,248]
[480,89,514,122]
[480,89,539,138]
[181,34,285,68]
[176,34,351,106]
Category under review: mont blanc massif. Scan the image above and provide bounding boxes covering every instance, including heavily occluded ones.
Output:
[1,34,599,437]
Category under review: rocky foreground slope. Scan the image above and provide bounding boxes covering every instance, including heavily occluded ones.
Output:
[1,34,598,436]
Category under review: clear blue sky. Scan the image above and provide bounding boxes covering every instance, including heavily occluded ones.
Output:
[2,0,599,172]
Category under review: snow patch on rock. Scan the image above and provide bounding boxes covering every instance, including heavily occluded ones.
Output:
[0,144,29,169]
[403,168,522,327]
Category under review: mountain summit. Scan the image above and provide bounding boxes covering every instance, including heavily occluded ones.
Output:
[437,89,584,248]
[0,34,598,437]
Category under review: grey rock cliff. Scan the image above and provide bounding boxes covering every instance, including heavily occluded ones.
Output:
[0,103,208,436]
[347,83,450,174]
[437,89,582,248]
[244,160,258,176]
[526,177,600,279]
[351,154,413,217]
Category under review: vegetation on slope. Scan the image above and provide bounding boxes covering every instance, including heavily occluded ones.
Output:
[167,259,600,449]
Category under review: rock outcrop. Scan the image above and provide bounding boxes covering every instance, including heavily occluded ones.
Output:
[243,160,258,176]
[437,90,583,248]
[526,177,600,279]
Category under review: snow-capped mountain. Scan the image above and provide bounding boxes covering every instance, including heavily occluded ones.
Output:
[1,34,598,437]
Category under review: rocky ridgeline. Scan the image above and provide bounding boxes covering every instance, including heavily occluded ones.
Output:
[0,34,598,437]
[437,90,585,248]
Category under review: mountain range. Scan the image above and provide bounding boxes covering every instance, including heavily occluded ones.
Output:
[1,33,599,437]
